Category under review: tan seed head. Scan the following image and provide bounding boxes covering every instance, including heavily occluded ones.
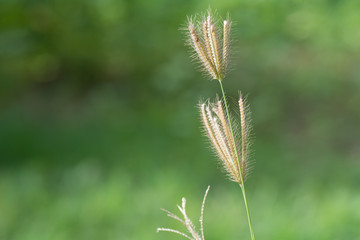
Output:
[186,13,231,81]
[199,97,250,185]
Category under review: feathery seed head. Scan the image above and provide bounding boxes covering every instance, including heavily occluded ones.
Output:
[186,12,231,81]
[238,94,253,179]
[199,97,250,185]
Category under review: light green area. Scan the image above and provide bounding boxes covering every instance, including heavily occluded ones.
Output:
[1,165,360,240]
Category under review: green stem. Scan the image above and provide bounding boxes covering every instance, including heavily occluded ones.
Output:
[218,80,255,240]
[239,184,255,240]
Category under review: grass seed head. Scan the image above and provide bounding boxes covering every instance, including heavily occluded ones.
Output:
[157,186,211,240]
[199,98,250,185]
[186,12,231,81]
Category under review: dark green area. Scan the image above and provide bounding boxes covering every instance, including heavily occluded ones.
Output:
[1,0,359,239]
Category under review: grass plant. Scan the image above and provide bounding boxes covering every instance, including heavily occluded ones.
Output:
[158,10,255,240]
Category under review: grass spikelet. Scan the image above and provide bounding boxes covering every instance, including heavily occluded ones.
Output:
[200,104,227,162]
[213,100,236,163]
[157,186,211,240]
[222,19,231,74]
[186,12,232,80]
[188,22,217,79]
[238,94,253,179]
[200,186,210,240]
[209,24,222,78]
[199,99,250,185]
[202,18,214,66]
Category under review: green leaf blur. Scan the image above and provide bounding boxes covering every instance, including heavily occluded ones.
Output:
[0,0,359,239]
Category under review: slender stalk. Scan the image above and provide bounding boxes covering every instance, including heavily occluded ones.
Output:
[239,184,255,240]
[218,80,255,240]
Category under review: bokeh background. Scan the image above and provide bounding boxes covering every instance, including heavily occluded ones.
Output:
[1,0,360,239]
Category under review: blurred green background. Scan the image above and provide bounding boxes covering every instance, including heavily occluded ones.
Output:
[1,0,360,239]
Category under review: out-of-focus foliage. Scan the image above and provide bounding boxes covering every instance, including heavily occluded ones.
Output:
[0,0,359,239]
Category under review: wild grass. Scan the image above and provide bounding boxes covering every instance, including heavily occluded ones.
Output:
[157,186,210,240]
[158,10,256,240]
